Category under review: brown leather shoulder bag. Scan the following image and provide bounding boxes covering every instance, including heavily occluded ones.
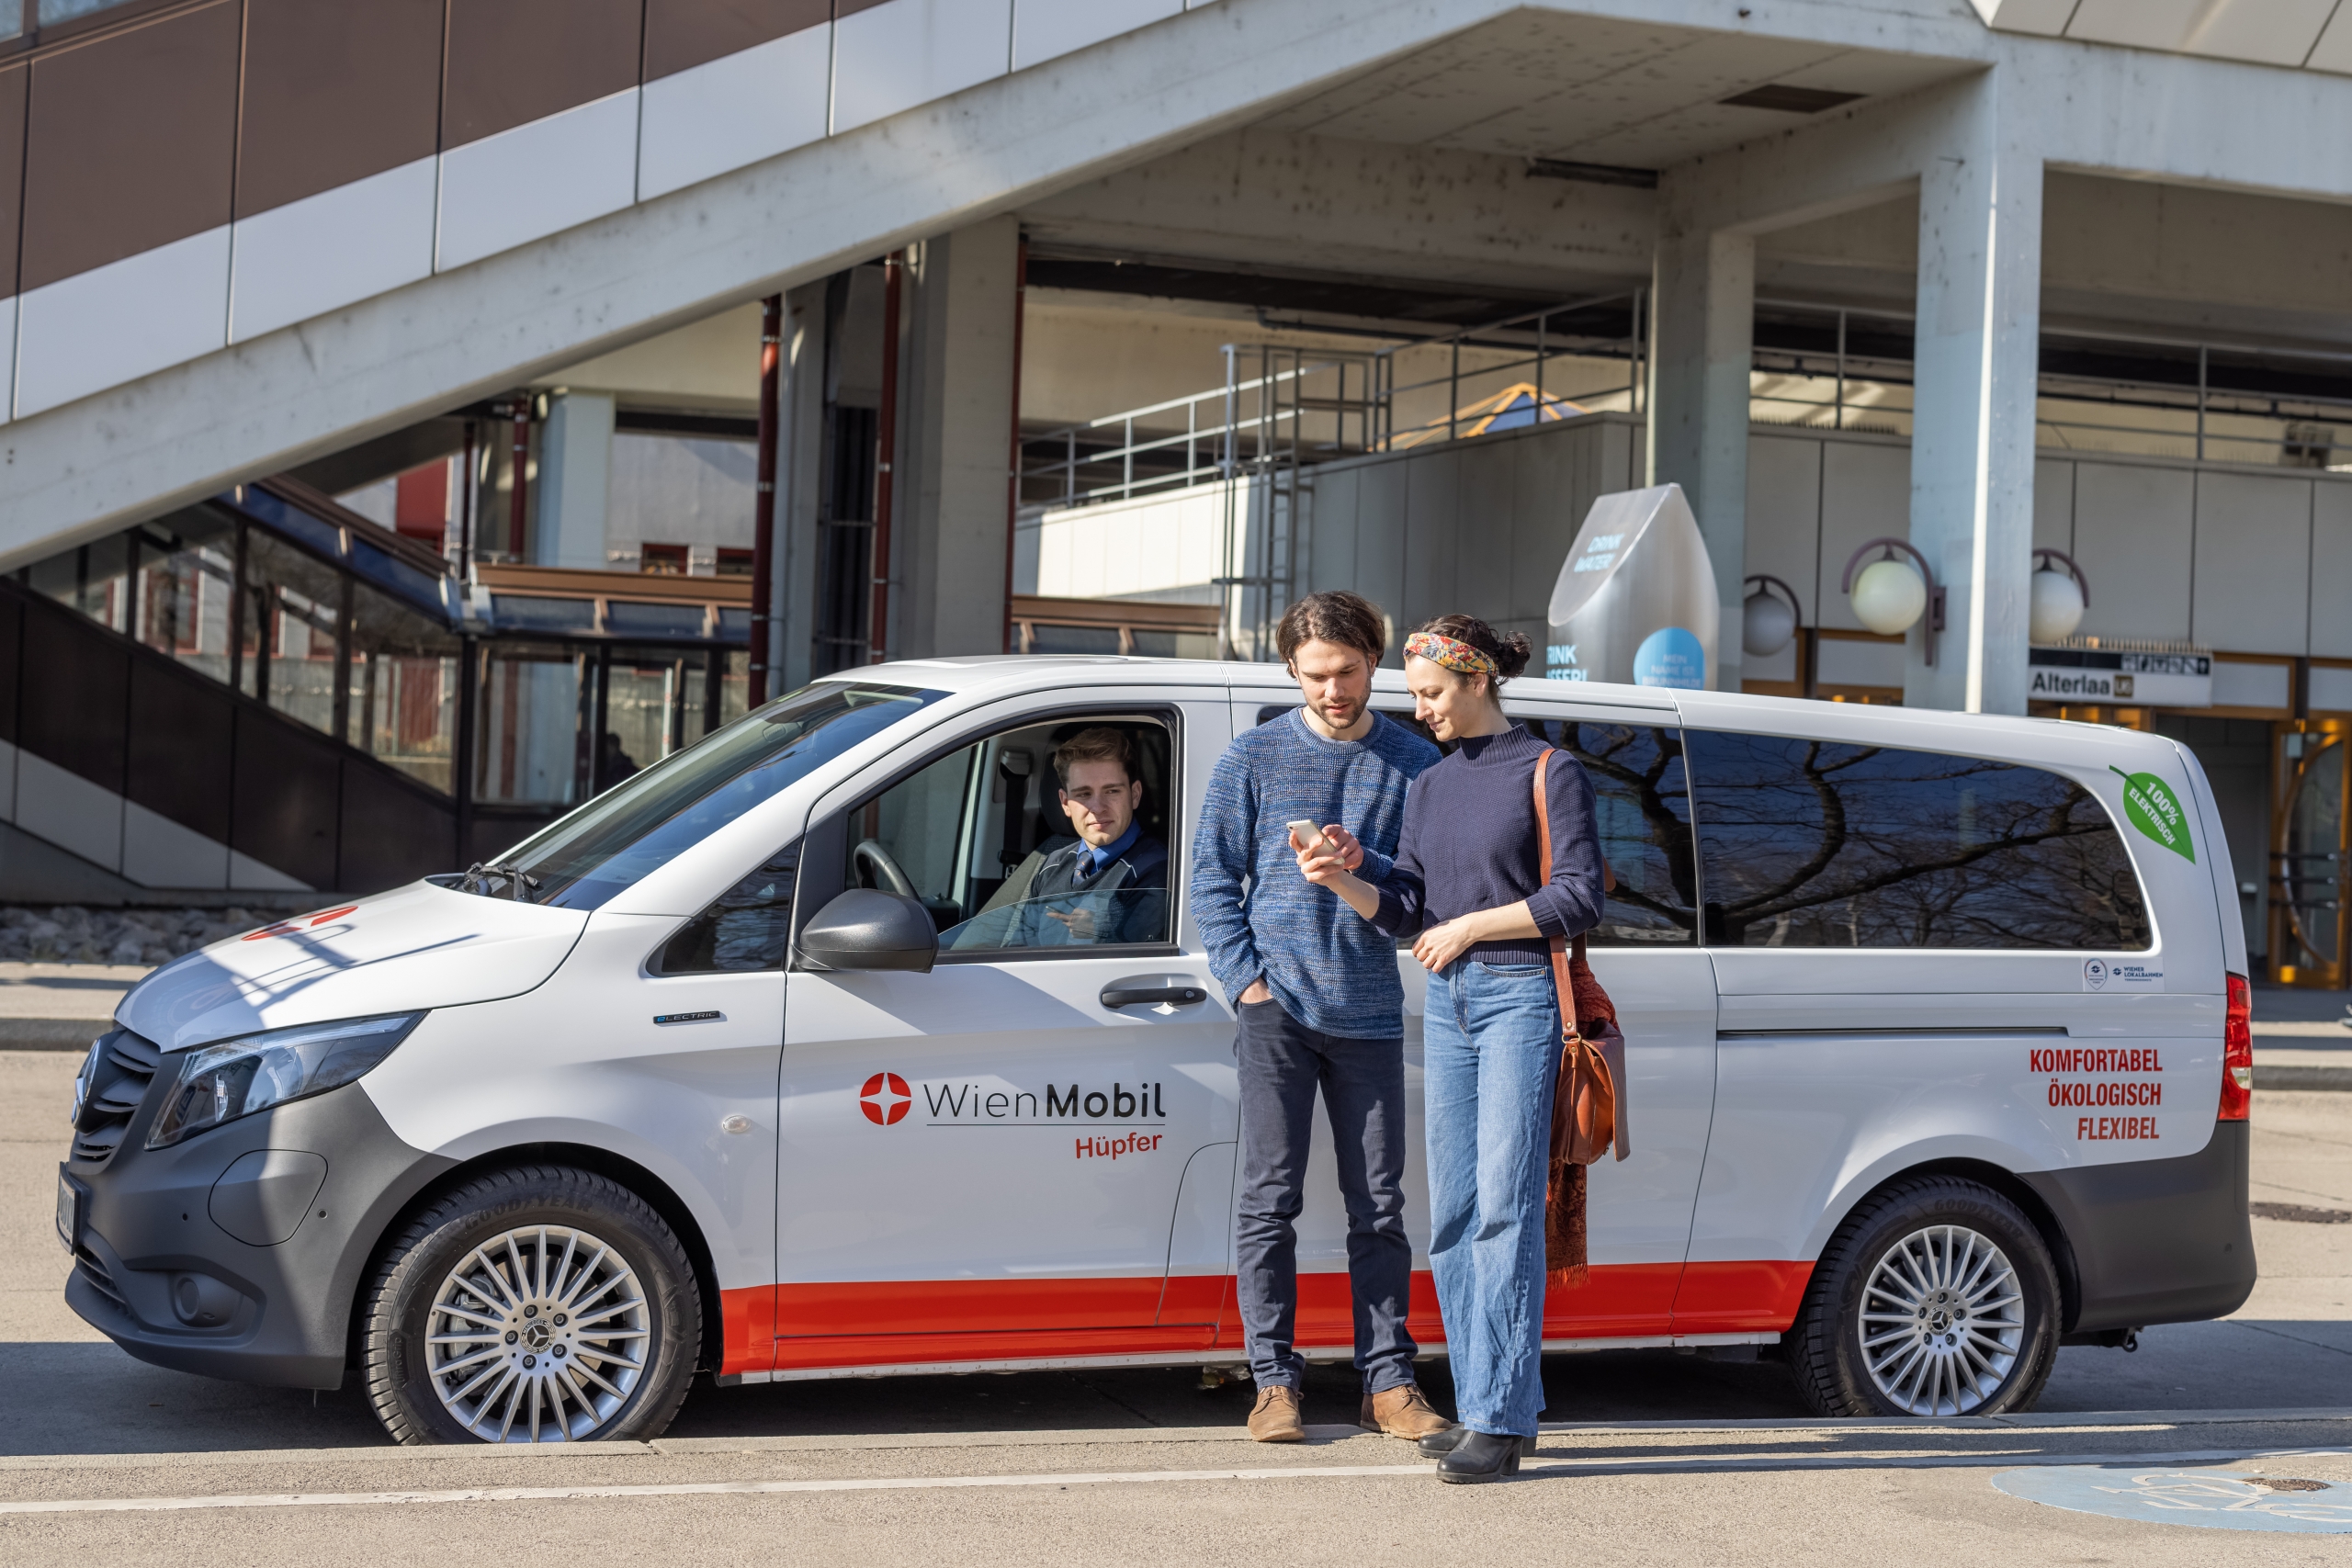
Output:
[1533,748,1629,1284]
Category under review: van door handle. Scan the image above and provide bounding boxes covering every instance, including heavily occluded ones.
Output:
[1101,978,1209,1010]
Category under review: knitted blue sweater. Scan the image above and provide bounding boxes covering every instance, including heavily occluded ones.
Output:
[1192,708,1440,1038]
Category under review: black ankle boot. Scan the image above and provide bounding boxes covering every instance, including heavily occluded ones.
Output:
[1419,1427,1536,1459]
[1435,1428,1524,1483]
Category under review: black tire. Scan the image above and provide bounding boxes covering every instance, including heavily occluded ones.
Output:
[363,1165,701,1445]
[1788,1175,2060,1419]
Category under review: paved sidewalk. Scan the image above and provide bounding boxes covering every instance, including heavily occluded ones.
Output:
[1,1412,2349,1562]
[0,964,150,1049]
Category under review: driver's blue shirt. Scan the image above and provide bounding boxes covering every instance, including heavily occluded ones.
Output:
[1077,820,1141,879]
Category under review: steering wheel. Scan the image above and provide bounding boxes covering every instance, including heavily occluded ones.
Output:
[851,838,920,899]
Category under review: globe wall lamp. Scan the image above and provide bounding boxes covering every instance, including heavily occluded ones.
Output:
[1742,573,1803,658]
[1840,537,1945,666]
[2030,547,2089,643]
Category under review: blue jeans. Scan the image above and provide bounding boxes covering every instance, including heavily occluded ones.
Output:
[1233,998,1418,1393]
[1424,958,1560,1438]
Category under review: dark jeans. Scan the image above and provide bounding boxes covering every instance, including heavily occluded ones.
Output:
[1234,998,1418,1393]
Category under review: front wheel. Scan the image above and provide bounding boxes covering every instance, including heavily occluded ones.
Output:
[1788,1175,2059,1418]
[363,1165,702,1444]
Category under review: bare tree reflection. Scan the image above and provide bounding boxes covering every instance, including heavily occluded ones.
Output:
[1525,720,1701,945]
[1687,733,2151,950]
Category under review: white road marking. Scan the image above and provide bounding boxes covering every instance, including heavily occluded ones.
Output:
[3,1446,2345,1517]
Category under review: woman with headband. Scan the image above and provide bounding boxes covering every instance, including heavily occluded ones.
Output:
[1295,613,1607,1482]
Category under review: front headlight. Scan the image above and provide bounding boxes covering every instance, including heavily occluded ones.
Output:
[146,1013,424,1149]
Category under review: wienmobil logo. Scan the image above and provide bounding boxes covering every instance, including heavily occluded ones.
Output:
[858,1072,911,1125]
[855,1075,1168,1125]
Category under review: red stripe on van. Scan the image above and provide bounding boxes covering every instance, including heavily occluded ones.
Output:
[1668,1261,1815,1333]
[775,1323,1222,1371]
[776,1276,1172,1337]
[753,1261,1736,1374]
[721,1286,776,1377]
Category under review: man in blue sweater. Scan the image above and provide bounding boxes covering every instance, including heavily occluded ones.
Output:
[1192,591,1453,1445]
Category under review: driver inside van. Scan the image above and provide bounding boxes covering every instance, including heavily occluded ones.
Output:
[947,727,1168,949]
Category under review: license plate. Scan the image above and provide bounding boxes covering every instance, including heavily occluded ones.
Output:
[55,1169,81,1253]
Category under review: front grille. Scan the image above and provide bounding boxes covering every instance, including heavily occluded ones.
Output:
[73,1248,129,1314]
[69,1028,163,1166]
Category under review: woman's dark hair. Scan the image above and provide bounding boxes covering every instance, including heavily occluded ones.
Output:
[1276,590,1388,665]
[1410,614,1532,694]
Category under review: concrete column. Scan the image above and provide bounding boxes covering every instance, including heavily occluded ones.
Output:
[894,215,1021,660]
[534,389,616,571]
[1646,222,1754,692]
[774,282,828,693]
[1906,75,2042,715]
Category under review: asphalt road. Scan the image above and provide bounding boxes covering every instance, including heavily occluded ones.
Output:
[8,1050,2352,1562]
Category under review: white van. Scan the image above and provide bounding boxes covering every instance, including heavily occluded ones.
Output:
[58,658,2255,1444]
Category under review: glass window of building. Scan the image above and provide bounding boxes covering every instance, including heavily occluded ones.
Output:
[475,644,590,807]
[240,532,344,736]
[601,647,713,793]
[132,511,237,685]
[349,581,460,794]
[28,534,132,633]
[1686,730,2153,950]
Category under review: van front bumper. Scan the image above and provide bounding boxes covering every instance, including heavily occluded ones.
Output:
[62,1071,453,1391]
[2021,1118,2256,1333]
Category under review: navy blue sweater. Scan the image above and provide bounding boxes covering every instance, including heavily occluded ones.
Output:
[1371,724,1607,964]
[1193,708,1440,1037]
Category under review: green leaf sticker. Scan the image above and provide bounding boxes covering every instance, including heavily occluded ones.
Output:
[2110,765,2194,863]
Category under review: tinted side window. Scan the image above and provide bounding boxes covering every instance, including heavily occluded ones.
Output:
[1525,719,1698,946]
[1687,731,2151,950]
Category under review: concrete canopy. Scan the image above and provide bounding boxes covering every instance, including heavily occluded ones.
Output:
[0,0,1984,570]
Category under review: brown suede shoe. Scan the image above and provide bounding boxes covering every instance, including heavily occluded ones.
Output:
[1360,1383,1457,1440]
[1248,1384,1306,1442]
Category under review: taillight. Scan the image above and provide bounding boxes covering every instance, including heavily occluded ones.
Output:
[2221,972,2253,1121]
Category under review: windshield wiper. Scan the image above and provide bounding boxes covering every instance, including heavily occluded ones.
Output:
[461,863,543,901]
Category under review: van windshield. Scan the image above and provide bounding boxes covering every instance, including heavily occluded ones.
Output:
[469,682,944,910]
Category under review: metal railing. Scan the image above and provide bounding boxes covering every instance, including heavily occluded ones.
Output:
[1750,299,2352,469]
[1018,292,1648,514]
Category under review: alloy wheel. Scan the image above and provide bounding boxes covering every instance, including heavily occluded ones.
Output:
[424,1224,651,1442]
[1857,1223,2025,1416]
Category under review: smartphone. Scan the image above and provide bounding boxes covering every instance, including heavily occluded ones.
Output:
[1286,819,1339,861]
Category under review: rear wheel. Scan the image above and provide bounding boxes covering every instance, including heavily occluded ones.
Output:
[1789,1175,2059,1418]
[364,1166,701,1444]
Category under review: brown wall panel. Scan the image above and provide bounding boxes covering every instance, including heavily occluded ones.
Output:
[644,0,828,81]
[236,0,444,220]
[19,0,240,291]
[126,659,232,842]
[0,65,24,298]
[18,596,127,791]
[834,0,888,17]
[443,0,644,150]
[231,705,338,890]
[0,595,20,746]
[339,764,456,891]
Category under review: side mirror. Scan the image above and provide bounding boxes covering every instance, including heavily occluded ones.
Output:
[797,888,938,974]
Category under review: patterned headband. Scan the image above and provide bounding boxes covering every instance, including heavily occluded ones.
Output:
[1406,629,1498,677]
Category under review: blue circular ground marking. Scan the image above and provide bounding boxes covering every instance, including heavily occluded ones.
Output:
[1995,1465,2352,1532]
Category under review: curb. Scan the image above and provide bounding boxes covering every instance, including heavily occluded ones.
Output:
[2256,1063,2352,1092]
[0,1018,109,1051]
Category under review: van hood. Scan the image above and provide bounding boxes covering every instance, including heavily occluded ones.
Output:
[117,882,591,1052]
